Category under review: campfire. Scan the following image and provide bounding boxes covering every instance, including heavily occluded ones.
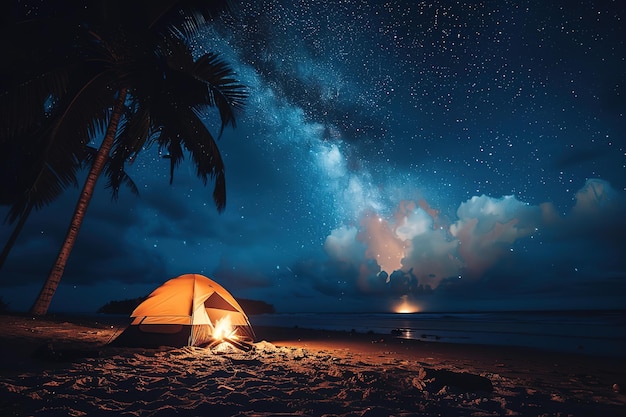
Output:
[205,316,253,352]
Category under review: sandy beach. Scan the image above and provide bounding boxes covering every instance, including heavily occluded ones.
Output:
[0,314,624,416]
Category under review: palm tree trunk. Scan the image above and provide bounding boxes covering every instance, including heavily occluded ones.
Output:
[30,88,128,316]
[0,204,33,273]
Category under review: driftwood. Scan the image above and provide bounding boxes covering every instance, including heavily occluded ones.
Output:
[202,328,254,352]
[226,338,254,352]
[205,337,253,352]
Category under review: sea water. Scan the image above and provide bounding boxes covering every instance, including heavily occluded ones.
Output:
[249,310,626,357]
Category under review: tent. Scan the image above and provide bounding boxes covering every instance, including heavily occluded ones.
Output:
[111,274,255,348]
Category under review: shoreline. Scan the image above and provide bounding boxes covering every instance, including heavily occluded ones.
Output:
[4,311,623,359]
[17,308,625,357]
[248,309,626,358]
[1,313,625,416]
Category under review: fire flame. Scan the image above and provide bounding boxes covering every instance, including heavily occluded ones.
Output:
[213,315,238,341]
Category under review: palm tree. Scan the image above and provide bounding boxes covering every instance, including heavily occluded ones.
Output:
[1,5,103,273]
[1,0,246,315]
[1,1,236,251]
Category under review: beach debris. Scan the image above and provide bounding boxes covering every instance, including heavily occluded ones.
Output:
[425,368,494,393]
[391,327,410,336]
[410,367,431,390]
[360,406,390,417]
[253,340,278,353]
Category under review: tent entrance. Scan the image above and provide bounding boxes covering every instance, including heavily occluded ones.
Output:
[190,324,213,346]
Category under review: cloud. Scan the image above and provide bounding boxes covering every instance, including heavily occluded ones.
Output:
[538,179,626,246]
[572,178,621,215]
[401,228,462,289]
[394,200,433,241]
[316,178,626,310]
[321,198,459,298]
[450,194,542,278]
[441,179,626,307]
[0,188,168,287]
[555,147,608,169]
[324,225,363,264]
[358,211,406,275]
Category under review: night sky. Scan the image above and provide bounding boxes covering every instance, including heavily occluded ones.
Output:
[1,0,625,313]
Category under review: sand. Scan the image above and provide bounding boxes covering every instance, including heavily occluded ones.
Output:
[0,314,624,416]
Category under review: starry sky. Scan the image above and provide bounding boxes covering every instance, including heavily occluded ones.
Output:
[1,0,625,313]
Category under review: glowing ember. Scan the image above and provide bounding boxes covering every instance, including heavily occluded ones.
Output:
[213,316,237,341]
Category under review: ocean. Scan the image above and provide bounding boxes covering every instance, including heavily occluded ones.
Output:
[249,310,626,357]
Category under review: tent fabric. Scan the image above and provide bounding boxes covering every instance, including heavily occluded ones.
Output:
[111,274,255,347]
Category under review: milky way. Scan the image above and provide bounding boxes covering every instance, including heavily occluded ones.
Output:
[1,0,625,312]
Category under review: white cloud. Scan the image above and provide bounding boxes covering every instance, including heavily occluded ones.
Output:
[324,225,363,263]
[454,195,536,231]
[395,207,433,241]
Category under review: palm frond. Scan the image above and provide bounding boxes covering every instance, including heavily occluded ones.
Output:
[146,0,234,38]
[84,146,140,200]
[50,70,116,159]
[2,68,117,222]
[4,126,81,223]
[103,102,153,198]
[0,70,70,141]
[115,100,152,158]
[167,106,226,211]
[159,35,195,70]
[154,43,224,111]
[2,0,243,222]
[164,132,185,185]
[192,53,247,136]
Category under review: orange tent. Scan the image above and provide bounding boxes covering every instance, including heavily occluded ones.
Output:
[112,274,255,347]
